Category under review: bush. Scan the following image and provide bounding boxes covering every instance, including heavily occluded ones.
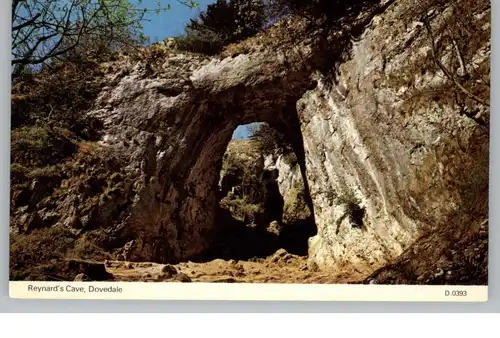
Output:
[11,125,77,168]
[337,190,365,229]
[11,0,165,77]
[11,56,106,135]
[265,0,377,23]
[249,123,294,157]
[220,197,264,223]
[10,163,29,186]
[176,27,229,55]
[177,0,266,55]
[9,227,75,281]
[10,226,112,281]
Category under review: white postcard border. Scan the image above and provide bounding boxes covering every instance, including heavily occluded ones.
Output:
[9,282,488,302]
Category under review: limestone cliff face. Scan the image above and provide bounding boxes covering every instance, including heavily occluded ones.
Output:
[14,0,488,278]
[264,153,303,199]
[298,0,490,270]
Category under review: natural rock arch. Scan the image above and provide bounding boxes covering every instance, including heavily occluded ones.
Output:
[93,36,325,263]
[82,0,489,282]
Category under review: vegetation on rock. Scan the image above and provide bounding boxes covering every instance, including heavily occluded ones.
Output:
[176,0,267,55]
[249,123,297,164]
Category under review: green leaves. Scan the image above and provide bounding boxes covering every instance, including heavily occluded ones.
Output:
[11,0,199,76]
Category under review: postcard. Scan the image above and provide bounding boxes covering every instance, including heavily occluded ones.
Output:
[9,0,489,301]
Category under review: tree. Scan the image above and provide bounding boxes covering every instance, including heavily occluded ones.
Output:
[11,0,198,77]
[177,0,266,54]
[264,0,378,24]
[249,122,294,156]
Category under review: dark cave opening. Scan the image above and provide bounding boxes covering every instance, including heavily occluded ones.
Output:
[192,122,317,262]
[351,205,366,230]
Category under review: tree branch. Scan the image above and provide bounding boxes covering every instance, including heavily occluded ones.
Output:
[423,15,489,107]
[12,12,42,32]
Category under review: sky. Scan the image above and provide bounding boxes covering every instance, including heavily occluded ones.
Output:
[136,0,215,42]
[136,0,256,139]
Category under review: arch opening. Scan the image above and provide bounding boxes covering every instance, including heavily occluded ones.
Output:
[121,75,320,264]
[190,122,318,262]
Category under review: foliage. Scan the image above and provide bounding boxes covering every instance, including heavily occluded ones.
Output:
[249,122,294,157]
[220,197,264,223]
[175,25,229,55]
[11,125,77,168]
[10,227,75,280]
[282,184,311,224]
[11,0,198,77]
[264,0,376,23]
[220,143,264,204]
[11,56,106,147]
[176,0,266,55]
[10,226,111,281]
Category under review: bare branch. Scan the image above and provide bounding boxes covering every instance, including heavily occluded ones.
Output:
[12,12,42,32]
[11,0,198,77]
[423,15,489,107]
[450,36,467,76]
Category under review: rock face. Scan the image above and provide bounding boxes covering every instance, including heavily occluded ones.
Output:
[11,0,490,281]
[298,0,490,271]
[264,153,312,225]
[218,139,310,228]
[218,139,284,228]
[88,1,485,269]
[85,17,323,263]
[219,139,266,209]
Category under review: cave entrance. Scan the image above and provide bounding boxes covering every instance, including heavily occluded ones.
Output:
[128,75,320,264]
[192,122,317,262]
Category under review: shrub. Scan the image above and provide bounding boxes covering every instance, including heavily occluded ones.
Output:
[10,226,112,281]
[337,189,365,229]
[283,184,311,224]
[176,27,229,55]
[9,227,76,281]
[265,0,378,24]
[220,197,264,223]
[10,163,29,185]
[176,0,267,55]
[26,165,62,180]
[11,58,106,137]
[249,123,294,157]
[11,125,77,168]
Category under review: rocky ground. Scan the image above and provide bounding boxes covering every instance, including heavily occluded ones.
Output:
[71,248,371,284]
[51,214,489,285]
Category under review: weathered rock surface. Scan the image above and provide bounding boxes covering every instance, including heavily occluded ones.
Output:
[264,153,312,223]
[299,0,490,272]
[85,20,324,263]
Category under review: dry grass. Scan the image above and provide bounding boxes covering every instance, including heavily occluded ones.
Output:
[9,226,111,281]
